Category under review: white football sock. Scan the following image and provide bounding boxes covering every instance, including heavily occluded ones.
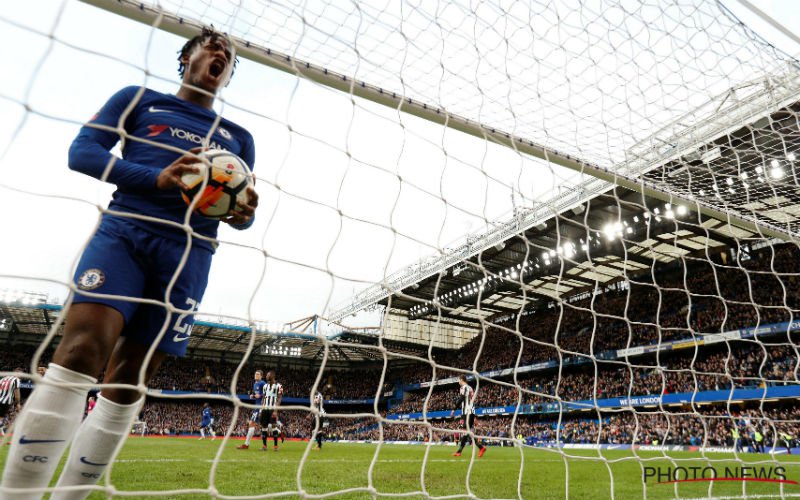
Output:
[1,363,96,500]
[51,394,142,500]
[244,426,255,445]
[200,428,206,438]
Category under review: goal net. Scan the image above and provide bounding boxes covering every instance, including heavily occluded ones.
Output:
[1,0,800,498]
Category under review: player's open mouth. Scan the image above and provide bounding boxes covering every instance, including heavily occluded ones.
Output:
[209,60,225,78]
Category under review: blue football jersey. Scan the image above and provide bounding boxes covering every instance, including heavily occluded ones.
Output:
[69,86,256,251]
[253,380,267,403]
[201,407,212,426]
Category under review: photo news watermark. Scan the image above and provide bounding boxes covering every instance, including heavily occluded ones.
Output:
[643,466,797,486]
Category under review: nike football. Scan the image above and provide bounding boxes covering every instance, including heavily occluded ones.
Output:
[180,149,253,219]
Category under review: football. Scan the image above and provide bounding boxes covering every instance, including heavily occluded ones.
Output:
[180,149,253,219]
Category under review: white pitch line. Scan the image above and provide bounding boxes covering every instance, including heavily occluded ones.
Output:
[680,495,800,500]
[115,458,546,464]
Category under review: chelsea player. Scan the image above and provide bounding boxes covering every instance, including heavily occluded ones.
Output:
[199,403,216,440]
[238,369,266,449]
[1,27,258,500]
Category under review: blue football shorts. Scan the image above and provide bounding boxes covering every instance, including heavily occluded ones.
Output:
[71,215,213,356]
[249,409,261,423]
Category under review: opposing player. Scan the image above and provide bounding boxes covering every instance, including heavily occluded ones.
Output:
[449,375,486,458]
[199,403,216,440]
[312,390,327,450]
[1,27,257,499]
[131,409,148,437]
[0,369,22,425]
[237,369,266,449]
[259,370,283,451]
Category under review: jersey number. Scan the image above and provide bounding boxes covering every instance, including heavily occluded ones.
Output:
[172,297,199,341]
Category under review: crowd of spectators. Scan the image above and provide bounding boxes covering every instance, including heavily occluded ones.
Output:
[141,399,320,438]
[353,405,800,450]
[2,243,799,452]
[0,347,391,401]
[394,244,800,386]
[122,396,799,449]
[390,341,800,415]
[147,358,392,400]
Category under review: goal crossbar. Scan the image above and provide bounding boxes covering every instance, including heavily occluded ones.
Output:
[81,0,800,246]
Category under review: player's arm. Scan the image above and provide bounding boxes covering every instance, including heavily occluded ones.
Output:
[221,134,257,229]
[14,379,21,412]
[273,385,283,418]
[450,392,465,418]
[68,86,199,191]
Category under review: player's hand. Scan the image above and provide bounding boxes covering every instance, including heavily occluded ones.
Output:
[157,147,204,191]
[222,185,258,226]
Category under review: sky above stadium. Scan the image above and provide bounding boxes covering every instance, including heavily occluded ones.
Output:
[0,0,798,330]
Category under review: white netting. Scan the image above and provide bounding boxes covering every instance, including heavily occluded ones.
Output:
[1,0,800,499]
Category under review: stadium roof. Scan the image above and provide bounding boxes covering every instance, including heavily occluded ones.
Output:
[0,305,435,363]
[331,74,800,325]
[378,187,761,324]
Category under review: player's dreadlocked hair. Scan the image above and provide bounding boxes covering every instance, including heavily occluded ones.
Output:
[177,26,239,79]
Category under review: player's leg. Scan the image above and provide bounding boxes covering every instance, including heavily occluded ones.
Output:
[270,415,280,450]
[239,412,258,449]
[453,416,469,456]
[1,218,152,497]
[200,425,206,439]
[52,235,209,500]
[454,433,470,455]
[0,404,11,438]
[471,415,486,457]
[315,431,322,449]
[52,337,164,500]
[0,407,8,437]
[1,303,128,498]
[259,411,270,450]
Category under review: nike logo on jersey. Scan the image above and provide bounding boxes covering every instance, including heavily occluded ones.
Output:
[172,333,191,342]
[80,456,108,466]
[19,436,66,445]
[146,124,169,137]
[148,106,173,113]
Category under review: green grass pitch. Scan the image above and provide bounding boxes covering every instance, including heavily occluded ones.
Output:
[3,437,800,499]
